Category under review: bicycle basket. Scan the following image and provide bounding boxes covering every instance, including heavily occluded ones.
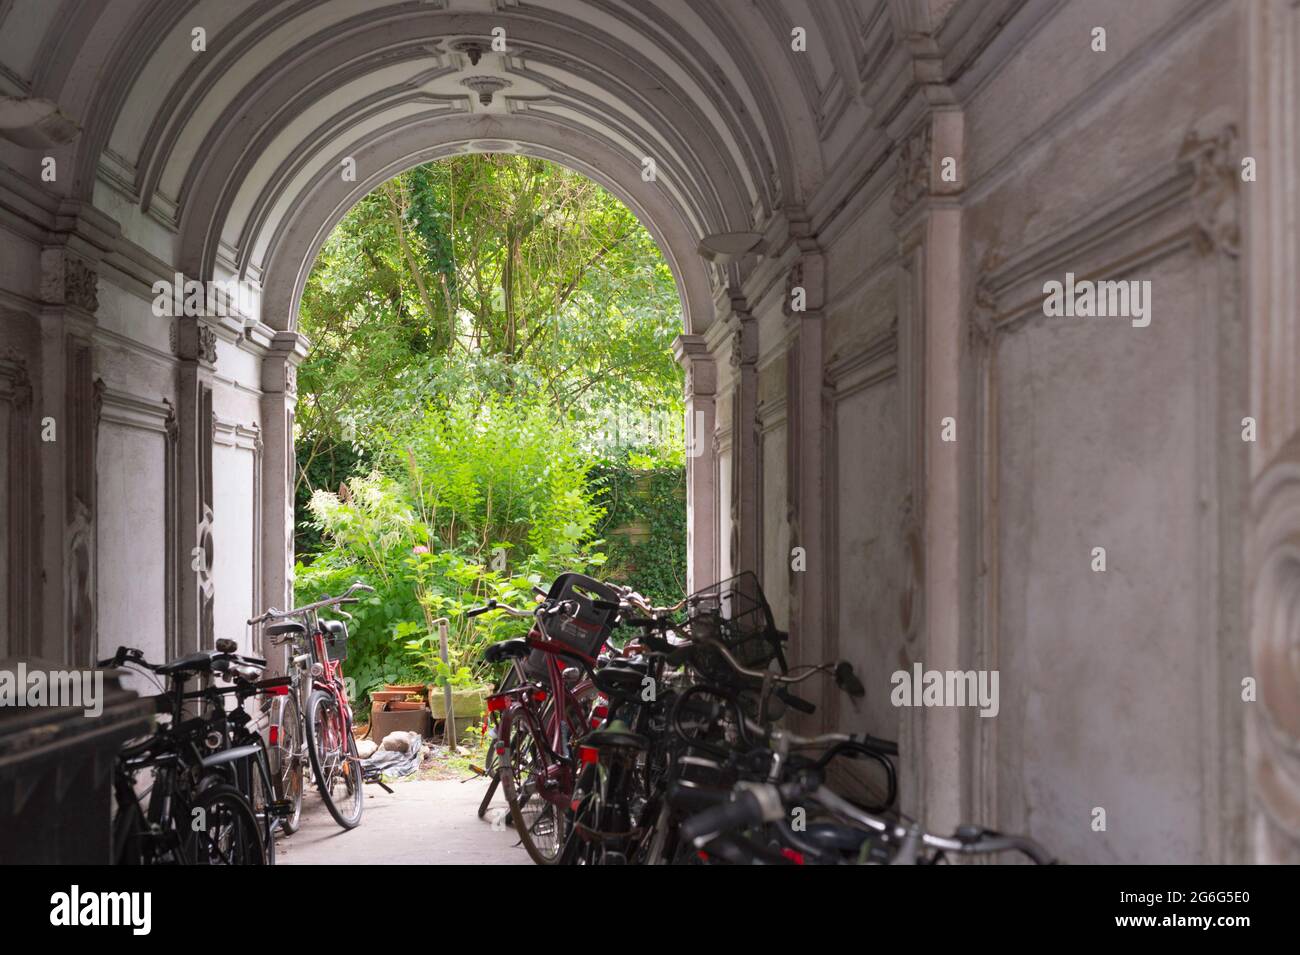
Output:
[525,573,619,678]
[684,572,786,685]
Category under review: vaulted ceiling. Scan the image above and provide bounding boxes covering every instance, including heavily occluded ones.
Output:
[0,0,950,329]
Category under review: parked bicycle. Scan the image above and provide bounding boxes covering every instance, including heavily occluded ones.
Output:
[249,580,374,831]
[471,573,618,863]
[473,569,1055,866]
[99,643,275,865]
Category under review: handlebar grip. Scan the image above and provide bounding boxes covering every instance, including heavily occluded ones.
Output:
[834,661,865,698]
[679,790,765,847]
[776,688,816,715]
[465,599,497,619]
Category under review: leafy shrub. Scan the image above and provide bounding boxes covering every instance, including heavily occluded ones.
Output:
[297,398,606,708]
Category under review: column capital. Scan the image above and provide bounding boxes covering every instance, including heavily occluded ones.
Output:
[262,330,310,397]
[674,334,717,399]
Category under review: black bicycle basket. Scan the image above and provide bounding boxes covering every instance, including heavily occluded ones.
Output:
[684,572,786,685]
[524,572,619,679]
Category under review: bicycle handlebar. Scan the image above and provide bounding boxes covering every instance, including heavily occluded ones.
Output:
[247,580,374,625]
[677,778,1054,863]
[466,597,578,620]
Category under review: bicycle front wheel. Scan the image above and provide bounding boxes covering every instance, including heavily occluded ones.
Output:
[186,784,267,865]
[269,691,305,833]
[304,688,364,830]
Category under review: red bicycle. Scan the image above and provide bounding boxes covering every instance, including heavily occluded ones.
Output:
[250,581,374,831]
[472,574,618,864]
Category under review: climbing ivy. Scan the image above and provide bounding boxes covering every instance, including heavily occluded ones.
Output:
[591,455,687,607]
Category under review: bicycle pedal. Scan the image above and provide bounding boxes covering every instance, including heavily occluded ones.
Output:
[268,800,295,818]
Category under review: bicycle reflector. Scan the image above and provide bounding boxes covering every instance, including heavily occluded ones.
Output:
[532,690,547,703]
[579,745,599,765]
[269,725,279,745]
[486,694,508,713]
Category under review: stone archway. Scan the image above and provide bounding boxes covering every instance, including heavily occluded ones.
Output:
[245,132,725,616]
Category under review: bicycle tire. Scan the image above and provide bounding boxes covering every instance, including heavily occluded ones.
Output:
[248,749,277,865]
[187,784,267,865]
[304,688,364,830]
[499,719,565,865]
[270,692,305,833]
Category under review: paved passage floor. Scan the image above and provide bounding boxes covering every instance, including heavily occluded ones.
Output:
[278,778,529,865]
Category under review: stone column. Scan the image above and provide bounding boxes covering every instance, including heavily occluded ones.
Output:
[892,107,966,831]
[173,316,219,654]
[260,331,309,656]
[728,297,761,578]
[1244,0,1300,864]
[36,211,114,665]
[782,237,829,675]
[674,334,718,593]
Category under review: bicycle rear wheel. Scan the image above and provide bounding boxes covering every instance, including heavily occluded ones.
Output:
[304,688,364,830]
[499,718,566,864]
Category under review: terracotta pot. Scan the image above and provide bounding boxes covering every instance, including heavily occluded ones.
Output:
[370,690,406,704]
[383,684,425,695]
[386,700,428,712]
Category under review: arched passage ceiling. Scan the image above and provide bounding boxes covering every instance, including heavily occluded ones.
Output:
[12,0,905,331]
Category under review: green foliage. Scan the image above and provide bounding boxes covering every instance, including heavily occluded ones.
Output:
[293,154,688,709]
[297,399,607,705]
[591,453,687,608]
[294,154,684,472]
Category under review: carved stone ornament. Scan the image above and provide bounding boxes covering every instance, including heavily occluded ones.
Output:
[891,124,932,217]
[164,403,178,444]
[198,325,218,364]
[41,253,99,311]
[461,75,511,106]
[0,348,33,408]
[195,503,215,600]
[1178,123,1240,258]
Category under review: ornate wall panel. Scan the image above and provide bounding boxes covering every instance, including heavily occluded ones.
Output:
[95,387,178,664]
[967,128,1245,863]
[0,344,34,657]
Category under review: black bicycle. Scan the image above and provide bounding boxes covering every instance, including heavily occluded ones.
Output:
[101,644,270,865]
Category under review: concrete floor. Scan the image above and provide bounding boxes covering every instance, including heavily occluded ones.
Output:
[277,778,529,865]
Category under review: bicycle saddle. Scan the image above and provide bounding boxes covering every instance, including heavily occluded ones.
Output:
[585,721,649,752]
[593,664,646,697]
[267,621,307,637]
[802,822,871,853]
[483,638,531,663]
